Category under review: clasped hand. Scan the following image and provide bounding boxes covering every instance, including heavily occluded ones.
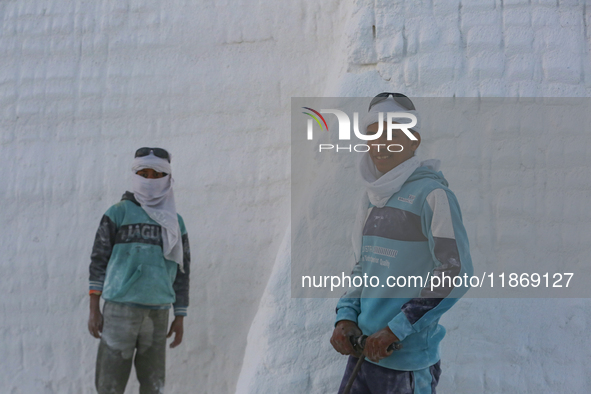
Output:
[330,321,399,362]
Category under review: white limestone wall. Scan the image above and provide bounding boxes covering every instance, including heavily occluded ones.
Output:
[0,0,347,393]
[237,0,591,393]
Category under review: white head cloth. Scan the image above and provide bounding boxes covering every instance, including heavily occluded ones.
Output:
[361,96,421,135]
[131,152,184,271]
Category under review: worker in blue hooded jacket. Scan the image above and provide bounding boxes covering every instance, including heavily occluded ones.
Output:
[330,94,473,394]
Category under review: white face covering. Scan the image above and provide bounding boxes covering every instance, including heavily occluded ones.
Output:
[131,153,184,271]
[359,96,426,208]
[359,154,422,208]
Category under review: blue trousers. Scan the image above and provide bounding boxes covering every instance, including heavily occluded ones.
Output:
[337,356,441,394]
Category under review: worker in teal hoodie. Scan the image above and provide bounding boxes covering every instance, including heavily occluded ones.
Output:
[87,147,190,394]
[330,94,473,394]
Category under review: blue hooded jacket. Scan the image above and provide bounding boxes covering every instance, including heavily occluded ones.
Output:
[336,166,473,370]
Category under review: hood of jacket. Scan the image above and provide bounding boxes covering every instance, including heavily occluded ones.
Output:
[406,165,449,188]
[121,191,140,206]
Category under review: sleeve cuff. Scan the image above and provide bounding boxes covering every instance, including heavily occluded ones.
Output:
[174,306,187,316]
[388,312,416,342]
[335,306,359,327]
[89,281,104,292]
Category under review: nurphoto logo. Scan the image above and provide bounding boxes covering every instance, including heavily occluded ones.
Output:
[302,107,417,153]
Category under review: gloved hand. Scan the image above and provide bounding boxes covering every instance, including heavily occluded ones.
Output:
[330,320,363,357]
[363,326,400,362]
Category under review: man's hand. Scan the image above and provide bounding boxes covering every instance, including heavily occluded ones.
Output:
[167,316,184,348]
[330,320,362,357]
[363,326,400,362]
[88,294,103,338]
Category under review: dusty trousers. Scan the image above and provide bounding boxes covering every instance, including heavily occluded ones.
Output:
[95,301,169,394]
[337,356,441,394]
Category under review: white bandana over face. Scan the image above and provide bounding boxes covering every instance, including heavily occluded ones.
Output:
[358,95,429,208]
[359,154,422,209]
[131,153,184,271]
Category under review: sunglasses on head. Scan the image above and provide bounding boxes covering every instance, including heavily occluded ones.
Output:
[368,92,416,112]
[134,147,171,163]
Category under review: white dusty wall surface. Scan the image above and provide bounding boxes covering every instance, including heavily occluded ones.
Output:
[0,0,347,393]
[2,0,591,394]
[236,1,591,394]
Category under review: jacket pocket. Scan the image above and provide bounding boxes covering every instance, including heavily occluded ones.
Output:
[111,265,143,299]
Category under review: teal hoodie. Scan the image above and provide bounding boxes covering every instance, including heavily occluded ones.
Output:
[336,166,473,370]
[89,192,190,316]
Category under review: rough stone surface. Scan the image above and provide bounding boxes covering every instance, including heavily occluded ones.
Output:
[0,0,346,392]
